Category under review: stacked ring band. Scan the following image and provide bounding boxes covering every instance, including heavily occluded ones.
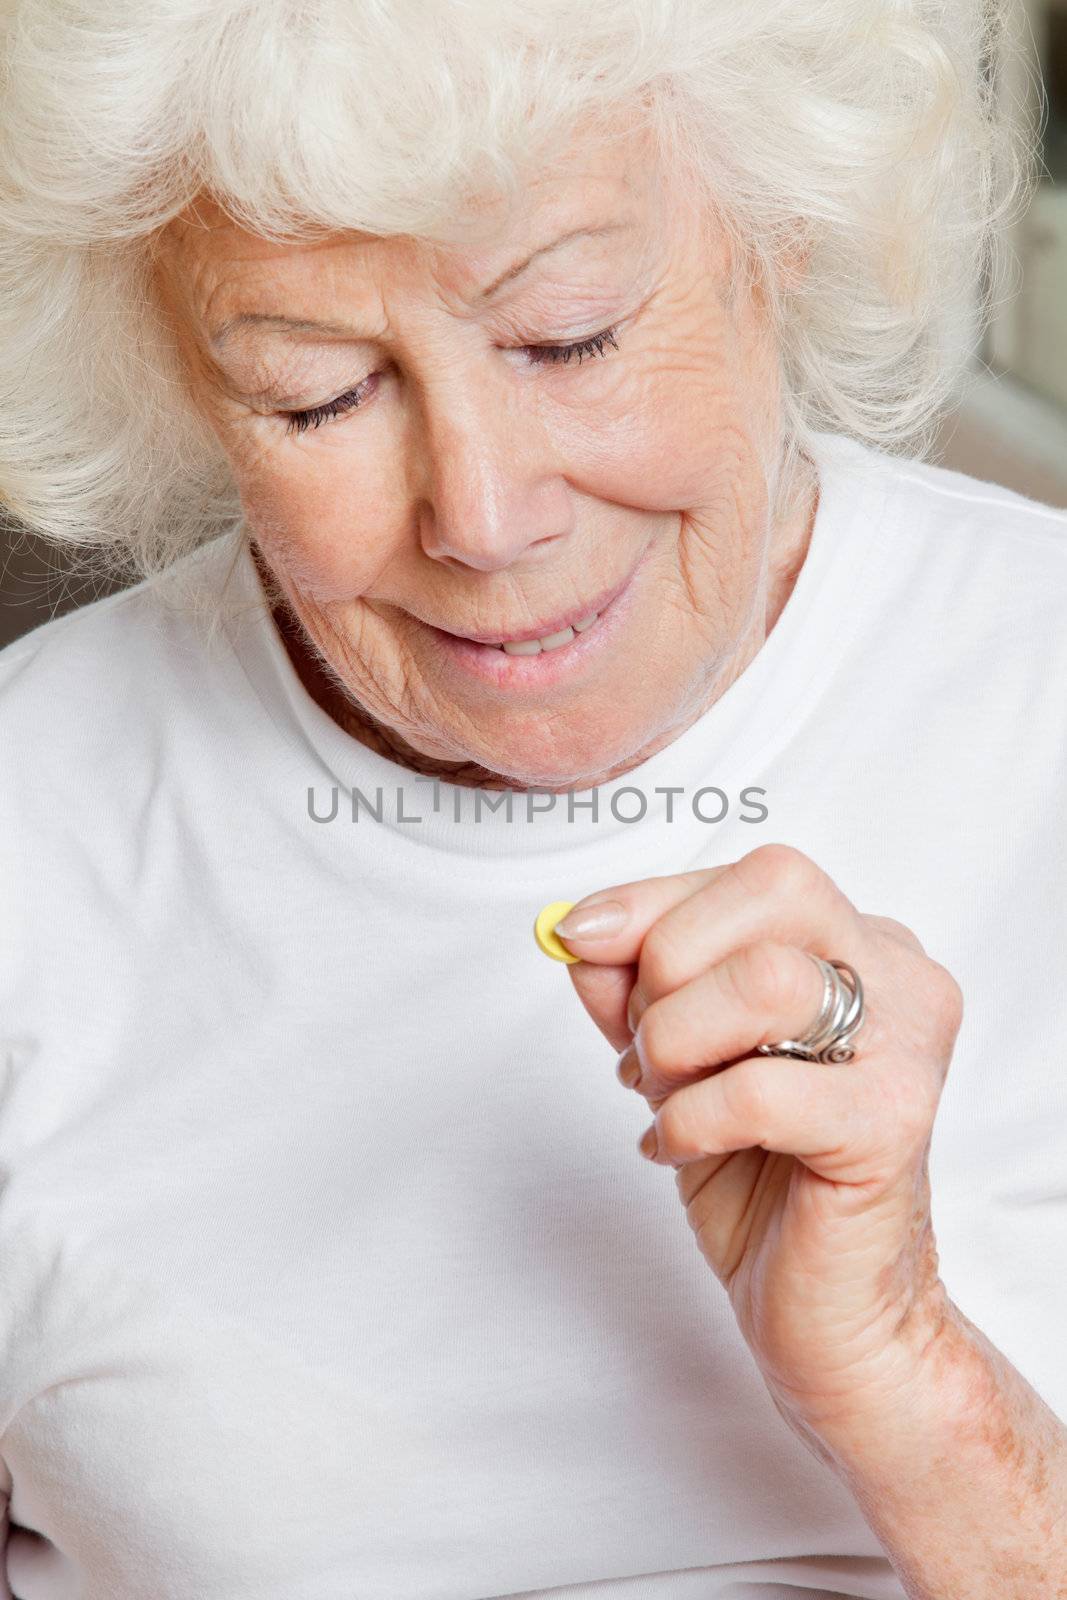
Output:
[755,956,865,1064]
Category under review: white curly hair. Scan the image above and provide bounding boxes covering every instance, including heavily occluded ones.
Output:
[0,0,1036,589]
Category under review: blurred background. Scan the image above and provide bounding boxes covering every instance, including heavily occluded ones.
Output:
[937,0,1067,505]
[2,0,1066,651]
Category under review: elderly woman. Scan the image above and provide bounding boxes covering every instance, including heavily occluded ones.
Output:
[0,0,1065,1596]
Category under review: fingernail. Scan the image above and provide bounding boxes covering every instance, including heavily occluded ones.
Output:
[626,985,647,1034]
[533,901,582,964]
[638,1123,658,1161]
[553,899,627,941]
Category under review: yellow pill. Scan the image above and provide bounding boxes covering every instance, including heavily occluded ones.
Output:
[533,900,581,964]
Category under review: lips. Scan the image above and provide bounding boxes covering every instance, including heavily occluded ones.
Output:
[432,571,636,649]
[488,611,600,654]
[414,545,649,690]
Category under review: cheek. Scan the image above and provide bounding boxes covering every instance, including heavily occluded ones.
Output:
[550,356,755,519]
[540,264,762,512]
[230,434,406,605]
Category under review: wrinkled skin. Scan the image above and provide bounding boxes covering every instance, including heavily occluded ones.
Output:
[152,113,816,791]
[558,843,964,1445]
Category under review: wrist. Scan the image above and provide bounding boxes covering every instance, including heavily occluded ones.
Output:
[776,1283,965,1466]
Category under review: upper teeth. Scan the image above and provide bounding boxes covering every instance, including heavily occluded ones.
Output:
[494,612,599,654]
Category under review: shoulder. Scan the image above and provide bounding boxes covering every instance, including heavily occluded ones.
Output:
[0,532,246,763]
[0,580,152,716]
[818,434,1067,635]
[0,532,260,952]
[0,533,259,872]
[863,444,1067,573]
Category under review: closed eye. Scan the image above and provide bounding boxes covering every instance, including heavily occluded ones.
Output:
[281,324,621,435]
[523,325,620,367]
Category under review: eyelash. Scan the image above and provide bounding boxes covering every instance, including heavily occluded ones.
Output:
[281,324,621,435]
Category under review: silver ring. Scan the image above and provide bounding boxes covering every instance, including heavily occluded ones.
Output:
[755,956,865,1064]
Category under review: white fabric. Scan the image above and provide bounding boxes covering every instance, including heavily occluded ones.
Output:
[0,432,1065,1600]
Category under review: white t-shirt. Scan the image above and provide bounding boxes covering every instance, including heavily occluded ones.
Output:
[1,431,1065,1600]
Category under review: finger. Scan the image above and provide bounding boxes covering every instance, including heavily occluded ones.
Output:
[642,1056,881,1184]
[624,941,830,1101]
[554,866,728,1053]
[623,844,867,1030]
[568,960,636,1052]
[554,848,864,1020]
[550,866,730,964]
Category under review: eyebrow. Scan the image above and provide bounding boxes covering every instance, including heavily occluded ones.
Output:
[209,221,631,349]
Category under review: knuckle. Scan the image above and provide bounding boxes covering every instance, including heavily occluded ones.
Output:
[928,961,965,1038]
[655,1097,683,1153]
[867,914,925,953]
[637,918,687,999]
[728,941,806,1015]
[659,1090,704,1154]
[635,1002,677,1077]
[733,842,820,902]
[722,1062,770,1141]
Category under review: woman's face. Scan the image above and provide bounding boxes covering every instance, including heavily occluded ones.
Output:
[155,118,808,789]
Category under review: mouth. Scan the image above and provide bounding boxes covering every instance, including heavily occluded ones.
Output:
[430,570,635,655]
[411,552,649,691]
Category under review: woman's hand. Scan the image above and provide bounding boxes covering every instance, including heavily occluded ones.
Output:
[554,843,965,1446]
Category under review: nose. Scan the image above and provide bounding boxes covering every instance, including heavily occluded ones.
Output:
[414,382,572,572]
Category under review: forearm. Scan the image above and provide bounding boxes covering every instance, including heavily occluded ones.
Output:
[805,1297,1067,1600]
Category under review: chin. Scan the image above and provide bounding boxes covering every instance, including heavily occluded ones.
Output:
[456,715,653,792]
